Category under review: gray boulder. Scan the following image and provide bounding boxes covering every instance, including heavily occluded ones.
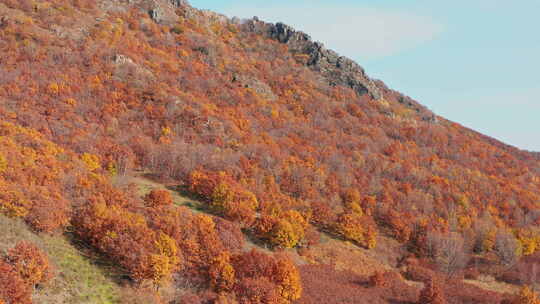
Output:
[169,0,189,7]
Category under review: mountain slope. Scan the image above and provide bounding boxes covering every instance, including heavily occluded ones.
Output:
[1,0,540,303]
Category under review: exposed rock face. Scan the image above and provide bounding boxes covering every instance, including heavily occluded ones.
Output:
[232,75,277,102]
[144,0,190,24]
[112,54,155,84]
[242,19,382,100]
[241,18,442,123]
[169,0,189,7]
[148,8,161,22]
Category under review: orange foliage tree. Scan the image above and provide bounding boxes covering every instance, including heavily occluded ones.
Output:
[232,250,302,303]
[513,286,540,304]
[0,260,31,304]
[144,189,174,208]
[209,251,236,292]
[418,279,446,304]
[334,212,377,249]
[6,241,54,288]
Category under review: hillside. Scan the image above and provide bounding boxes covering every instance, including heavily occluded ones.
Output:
[1,0,540,303]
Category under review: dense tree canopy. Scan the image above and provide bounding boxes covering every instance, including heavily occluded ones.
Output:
[0,0,539,302]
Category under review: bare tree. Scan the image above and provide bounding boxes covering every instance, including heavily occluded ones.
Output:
[494,231,521,267]
[428,232,470,278]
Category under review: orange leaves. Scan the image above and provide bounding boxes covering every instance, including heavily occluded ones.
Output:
[6,241,54,287]
[232,250,302,303]
[274,256,302,302]
[0,121,75,232]
[309,201,337,229]
[188,170,218,198]
[379,209,412,243]
[81,153,101,172]
[0,187,30,218]
[418,278,446,304]
[514,286,540,304]
[144,189,173,208]
[0,241,54,304]
[209,251,235,292]
[2,1,540,301]
[334,212,377,249]
[188,170,258,227]
[74,198,184,286]
[430,175,450,188]
[254,210,308,249]
[342,188,363,216]
[0,153,6,173]
[0,260,31,304]
[47,82,60,95]
[150,233,181,287]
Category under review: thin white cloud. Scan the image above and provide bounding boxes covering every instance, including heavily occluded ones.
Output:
[221,3,444,61]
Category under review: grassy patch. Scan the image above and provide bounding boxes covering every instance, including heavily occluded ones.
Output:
[0,216,122,304]
[40,235,122,304]
[130,175,204,212]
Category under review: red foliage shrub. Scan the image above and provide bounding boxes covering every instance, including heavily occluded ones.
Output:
[6,241,54,287]
[0,260,31,304]
[231,250,302,303]
[144,189,173,208]
[419,279,446,304]
[309,201,337,229]
[214,217,245,252]
[2,1,540,301]
[405,264,437,282]
[73,196,179,285]
[369,271,389,288]
[235,277,281,304]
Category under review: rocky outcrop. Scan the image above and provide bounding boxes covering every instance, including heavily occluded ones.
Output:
[241,18,443,123]
[112,54,155,84]
[242,19,382,100]
[168,0,189,7]
[232,74,277,102]
[144,0,190,24]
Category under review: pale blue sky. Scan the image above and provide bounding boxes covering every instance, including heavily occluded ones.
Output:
[190,0,540,151]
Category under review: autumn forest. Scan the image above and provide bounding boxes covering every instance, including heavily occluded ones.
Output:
[1,0,540,303]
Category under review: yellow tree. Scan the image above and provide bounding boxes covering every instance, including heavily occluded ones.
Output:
[334,212,378,249]
[150,233,181,289]
[274,256,302,303]
[269,210,307,248]
[514,286,540,304]
[209,251,236,292]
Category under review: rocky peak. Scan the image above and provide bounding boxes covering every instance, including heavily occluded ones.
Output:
[241,18,443,123]
[169,0,189,7]
[144,0,191,24]
[242,19,382,100]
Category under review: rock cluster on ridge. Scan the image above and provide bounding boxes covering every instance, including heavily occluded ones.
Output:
[242,19,383,101]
